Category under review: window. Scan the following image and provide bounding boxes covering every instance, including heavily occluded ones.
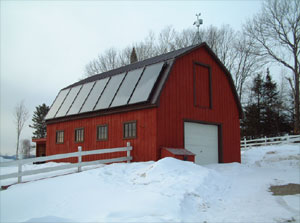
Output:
[97,125,108,141]
[123,121,136,139]
[56,131,64,144]
[75,128,84,142]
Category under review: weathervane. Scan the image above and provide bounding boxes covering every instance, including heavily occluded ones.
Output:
[192,13,203,45]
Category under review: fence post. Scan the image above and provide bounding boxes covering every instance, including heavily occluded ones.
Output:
[126,142,131,163]
[244,137,247,149]
[286,134,290,144]
[264,136,267,146]
[18,162,22,183]
[78,146,82,172]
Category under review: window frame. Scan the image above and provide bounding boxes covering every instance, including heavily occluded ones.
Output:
[193,61,212,109]
[75,127,84,143]
[123,120,137,139]
[97,124,108,141]
[56,130,64,144]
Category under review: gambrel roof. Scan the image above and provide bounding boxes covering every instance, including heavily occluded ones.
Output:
[46,43,243,122]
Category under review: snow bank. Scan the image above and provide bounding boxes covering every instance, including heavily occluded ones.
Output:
[24,216,76,223]
[132,158,229,202]
[130,158,230,221]
[0,158,229,222]
[0,144,299,222]
[0,157,12,162]
[242,144,300,167]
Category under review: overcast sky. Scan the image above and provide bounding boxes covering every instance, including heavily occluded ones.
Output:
[0,0,262,155]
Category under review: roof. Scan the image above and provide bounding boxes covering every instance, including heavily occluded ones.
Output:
[32,138,46,143]
[45,42,243,122]
[164,148,195,156]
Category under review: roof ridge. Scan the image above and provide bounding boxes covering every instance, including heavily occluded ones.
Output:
[126,44,195,66]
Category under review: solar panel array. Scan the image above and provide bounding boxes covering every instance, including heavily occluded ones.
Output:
[45,62,164,120]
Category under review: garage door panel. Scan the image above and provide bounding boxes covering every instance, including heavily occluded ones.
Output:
[184,122,219,165]
[186,145,217,164]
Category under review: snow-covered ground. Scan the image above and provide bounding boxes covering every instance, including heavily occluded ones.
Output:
[0,157,14,162]
[0,144,299,222]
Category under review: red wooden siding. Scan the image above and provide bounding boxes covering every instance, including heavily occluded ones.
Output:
[157,47,241,163]
[46,108,157,162]
[194,63,210,108]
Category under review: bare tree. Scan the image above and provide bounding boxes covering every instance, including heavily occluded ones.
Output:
[118,46,132,66]
[84,25,241,77]
[21,139,31,159]
[133,30,158,61]
[84,48,122,76]
[14,101,29,159]
[83,25,260,103]
[84,60,101,77]
[156,26,177,54]
[231,34,263,101]
[201,25,238,73]
[174,28,195,48]
[83,31,158,77]
[98,48,120,71]
[199,25,262,101]
[244,0,300,133]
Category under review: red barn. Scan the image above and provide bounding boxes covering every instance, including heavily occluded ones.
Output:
[45,43,243,165]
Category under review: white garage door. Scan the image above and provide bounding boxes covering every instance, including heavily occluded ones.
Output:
[184,122,219,165]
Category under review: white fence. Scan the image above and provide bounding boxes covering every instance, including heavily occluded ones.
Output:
[241,134,300,150]
[0,145,132,184]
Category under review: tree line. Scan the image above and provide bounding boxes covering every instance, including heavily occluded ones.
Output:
[83,0,299,134]
[241,70,292,138]
[84,25,259,104]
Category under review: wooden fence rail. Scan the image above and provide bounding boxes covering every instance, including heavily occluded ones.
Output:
[241,134,300,150]
[0,145,132,183]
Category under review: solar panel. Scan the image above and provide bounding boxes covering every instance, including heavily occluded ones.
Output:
[80,78,109,113]
[95,73,126,110]
[55,85,82,117]
[45,88,70,120]
[67,82,95,115]
[110,68,144,108]
[129,62,164,104]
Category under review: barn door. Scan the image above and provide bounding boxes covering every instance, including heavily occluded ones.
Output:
[37,145,46,157]
[184,122,219,165]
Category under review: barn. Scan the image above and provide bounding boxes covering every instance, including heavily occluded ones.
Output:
[44,42,243,165]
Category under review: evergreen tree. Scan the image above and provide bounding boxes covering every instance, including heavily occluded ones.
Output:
[130,47,138,64]
[29,103,49,139]
[261,70,280,135]
[241,73,264,137]
[242,70,292,138]
[241,104,261,137]
[262,71,291,135]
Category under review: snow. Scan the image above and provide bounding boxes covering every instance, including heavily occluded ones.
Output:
[0,144,299,222]
[0,162,105,187]
[0,157,12,162]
